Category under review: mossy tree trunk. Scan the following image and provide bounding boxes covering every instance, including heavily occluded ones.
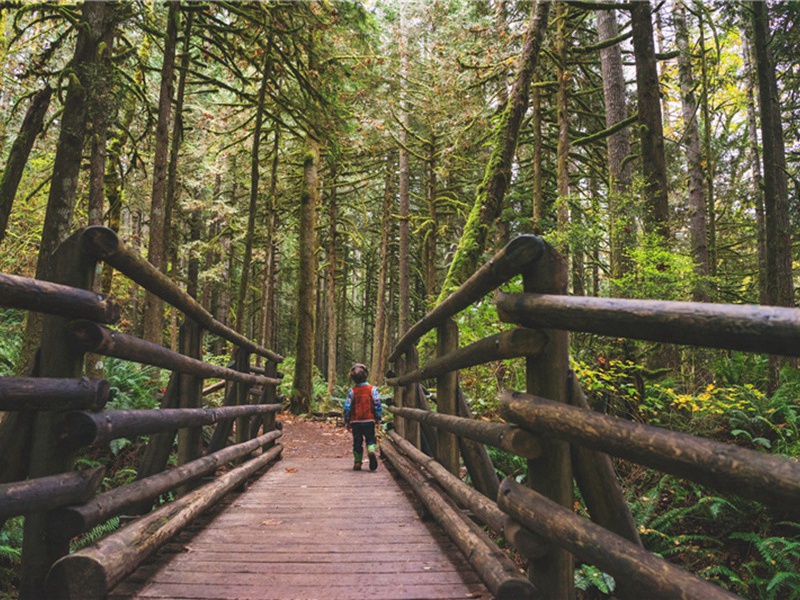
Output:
[597,4,634,287]
[673,0,710,302]
[143,2,179,344]
[437,1,550,303]
[630,0,670,240]
[291,138,319,414]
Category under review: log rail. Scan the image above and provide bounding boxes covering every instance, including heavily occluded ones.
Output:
[384,234,800,600]
[0,226,284,599]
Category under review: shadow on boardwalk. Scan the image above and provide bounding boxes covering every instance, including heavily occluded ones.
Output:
[110,418,492,600]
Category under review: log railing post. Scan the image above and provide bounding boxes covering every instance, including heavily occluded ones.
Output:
[403,348,421,449]
[176,319,204,494]
[234,347,252,445]
[251,360,279,439]
[19,230,96,599]
[393,356,406,439]
[436,319,459,475]
[521,244,574,599]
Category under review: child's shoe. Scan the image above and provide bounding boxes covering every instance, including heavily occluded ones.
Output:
[368,451,378,471]
[353,462,362,471]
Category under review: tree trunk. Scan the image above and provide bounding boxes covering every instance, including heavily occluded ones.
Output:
[19,2,117,376]
[236,52,271,335]
[751,1,792,311]
[531,79,544,235]
[398,41,411,337]
[555,3,580,296]
[261,128,281,353]
[597,5,633,286]
[371,153,396,385]
[424,138,438,305]
[326,172,338,396]
[673,0,710,302]
[741,23,767,306]
[751,0,794,389]
[630,0,669,240]
[291,138,319,414]
[143,3,179,344]
[438,1,550,302]
[698,13,716,280]
[0,86,52,243]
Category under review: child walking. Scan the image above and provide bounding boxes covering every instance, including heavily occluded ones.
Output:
[343,363,382,471]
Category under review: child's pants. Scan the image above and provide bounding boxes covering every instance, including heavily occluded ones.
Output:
[351,421,376,461]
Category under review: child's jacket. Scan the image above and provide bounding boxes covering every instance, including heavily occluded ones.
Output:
[344,382,382,424]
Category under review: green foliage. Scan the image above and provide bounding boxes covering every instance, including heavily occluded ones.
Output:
[0,309,23,376]
[728,525,800,599]
[278,356,330,413]
[574,564,615,594]
[70,517,120,552]
[486,446,526,483]
[0,517,23,566]
[610,233,702,301]
[104,357,165,411]
[0,516,23,594]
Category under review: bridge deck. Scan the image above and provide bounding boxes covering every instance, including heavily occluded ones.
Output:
[109,420,492,599]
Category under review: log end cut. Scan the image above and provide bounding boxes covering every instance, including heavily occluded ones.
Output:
[45,553,109,600]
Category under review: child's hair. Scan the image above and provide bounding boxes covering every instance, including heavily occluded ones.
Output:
[349,363,368,384]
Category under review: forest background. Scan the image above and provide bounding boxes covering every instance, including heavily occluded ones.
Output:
[1,0,799,597]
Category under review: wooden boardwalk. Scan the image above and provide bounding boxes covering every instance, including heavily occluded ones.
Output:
[109,422,492,600]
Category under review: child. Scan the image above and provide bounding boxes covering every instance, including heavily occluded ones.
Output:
[343,363,382,471]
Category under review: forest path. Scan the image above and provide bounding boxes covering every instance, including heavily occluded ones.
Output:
[108,418,492,600]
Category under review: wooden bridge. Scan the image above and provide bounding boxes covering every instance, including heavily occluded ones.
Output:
[2,228,800,599]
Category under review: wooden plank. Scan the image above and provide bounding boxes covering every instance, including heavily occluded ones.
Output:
[110,454,491,600]
[110,582,491,600]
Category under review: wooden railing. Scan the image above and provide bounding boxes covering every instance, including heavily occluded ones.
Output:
[0,226,284,600]
[383,234,800,600]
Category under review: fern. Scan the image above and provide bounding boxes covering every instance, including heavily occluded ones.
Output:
[70,517,120,552]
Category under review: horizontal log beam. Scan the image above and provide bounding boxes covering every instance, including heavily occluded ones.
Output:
[50,429,282,538]
[501,389,800,512]
[0,466,105,519]
[0,377,109,412]
[66,320,280,387]
[498,478,738,600]
[386,328,546,386]
[381,441,535,599]
[388,431,546,558]
[388,235,544,363]
[201,380,226,396]
[0,273,119,323]
[45,443,283,600]
[82,226,283,363]
[388,405,540,459]
[496,292,800,358]
[59,404,282,449]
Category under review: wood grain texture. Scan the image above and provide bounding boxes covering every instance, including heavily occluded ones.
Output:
[109,456,491,600]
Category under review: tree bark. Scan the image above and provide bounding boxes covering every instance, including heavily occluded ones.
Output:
[741,22,767,305]
[398,31,411,336]
[630,0,670,239]
[291,138,319,414]
[261,128,281,353]
[597,5,633,285]
[437,1,550,302]
[19,2,117,376]
[673,0,710,302]
[326,169,338,397]
[370,153,395,385]
[236,51,272,335]
[0,86,52,243]
[143,3,179,344]
[424,137,438,304]
[751,1,793,310]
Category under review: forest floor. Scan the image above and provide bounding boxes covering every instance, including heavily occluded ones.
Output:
[278,413,354,460]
